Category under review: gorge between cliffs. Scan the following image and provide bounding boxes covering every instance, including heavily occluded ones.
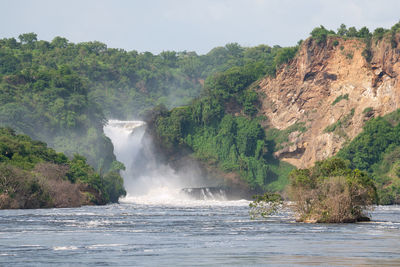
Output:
[2,20,400,266]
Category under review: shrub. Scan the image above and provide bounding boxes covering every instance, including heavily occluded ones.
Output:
[331,94,349,106]
[373,27,388,41]
[0,163,53,209]
[324,109,354,134]
[274,46,298,67]
[333,40,339,47]
[288,158,376,223]
[363,107,373,114]
[346,51,354,59]
[362,36,373,63]
[311,26,331,44]
[249,192,283,219]
[102,171,126,203]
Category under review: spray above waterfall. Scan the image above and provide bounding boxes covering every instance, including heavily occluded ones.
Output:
[103,120,230,204]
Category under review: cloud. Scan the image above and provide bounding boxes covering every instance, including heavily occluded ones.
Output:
[1,0,399,54]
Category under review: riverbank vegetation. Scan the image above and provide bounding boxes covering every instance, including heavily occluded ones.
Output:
[2,21,400,208]
[337,110,400,204]
[0,127,125,208]
[0,34,297,200]
[249,158,376,223]
[249,107,400,220]
[148,45,299,192]
[288,158,376,223]
[150,21,400,196]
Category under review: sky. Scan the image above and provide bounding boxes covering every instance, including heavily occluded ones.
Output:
[1,0,399,54]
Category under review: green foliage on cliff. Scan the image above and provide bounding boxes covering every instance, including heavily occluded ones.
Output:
[324,108,354,135]
[0,35,293,167]
[311,25,334,44]
[0,35,289,119]
[337,110,400,204]
[310,22,400,63]
[150,59,296,192]
[0,34,298,201]
[312,23,373,43]
[0,127,125,208]
[331,94,349,106]
[274,46,299,67]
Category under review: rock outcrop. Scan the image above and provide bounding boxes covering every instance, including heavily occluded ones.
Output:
[258,35,400,168]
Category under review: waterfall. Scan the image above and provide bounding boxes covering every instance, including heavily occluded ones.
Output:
[104,120,229,204]
[103,120,146,175]
[180,187,228,200]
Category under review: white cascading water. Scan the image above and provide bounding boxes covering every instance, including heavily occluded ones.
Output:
[103,120,236,205]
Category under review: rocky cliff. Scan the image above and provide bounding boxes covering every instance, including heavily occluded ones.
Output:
[258,34,400,168]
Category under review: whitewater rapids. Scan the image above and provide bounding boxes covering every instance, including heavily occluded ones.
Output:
[104,120,245,206]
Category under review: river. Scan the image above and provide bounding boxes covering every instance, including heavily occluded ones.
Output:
[1,203,399,266]
[1,120,399,266]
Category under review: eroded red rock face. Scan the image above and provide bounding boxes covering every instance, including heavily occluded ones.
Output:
[258,35,400,168]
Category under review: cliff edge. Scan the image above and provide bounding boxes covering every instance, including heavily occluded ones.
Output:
[258,34,400,168]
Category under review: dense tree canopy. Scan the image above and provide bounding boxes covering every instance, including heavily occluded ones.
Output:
[2,21,399,204]
[149,60,295,192]
[338,110,400,204]
[0,35,297,201]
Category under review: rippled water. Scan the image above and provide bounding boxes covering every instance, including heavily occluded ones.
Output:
[1,203,399,266]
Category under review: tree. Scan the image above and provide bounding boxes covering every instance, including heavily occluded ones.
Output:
[18,33,37,46]
[310,25,330,44]
[357,27,371,39]
[346,27,358,37]
[225,43,244,58]
[373,27,388,40]
[337,24,348,36]
[274,46,298,66]
[160,51,178,67]
[51,36,69,48]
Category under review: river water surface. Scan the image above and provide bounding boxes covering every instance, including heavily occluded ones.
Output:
[1,202,399,266]
[3,120,397,266]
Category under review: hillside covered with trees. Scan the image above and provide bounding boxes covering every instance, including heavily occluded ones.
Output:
[149,21,400,203]
[0,127,125,208]
[0,33,295,203]
[0,33,292,170]
[2,21,400,206]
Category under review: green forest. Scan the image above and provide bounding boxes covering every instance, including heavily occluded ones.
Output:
[149,22,400,203]
[0,33,293,171]
[337,110,400,204]
[0,32,296,203]
[0,127,125,208]
[1,21,400,206]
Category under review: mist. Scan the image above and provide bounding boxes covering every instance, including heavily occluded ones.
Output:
[103,120,227,204]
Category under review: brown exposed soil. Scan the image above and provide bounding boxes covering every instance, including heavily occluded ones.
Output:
[257,34,400,168]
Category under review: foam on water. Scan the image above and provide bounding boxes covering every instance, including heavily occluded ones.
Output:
[53,246,78,251]
[118,182,249,206]
[120,193,250,207]
[1,205,400,265]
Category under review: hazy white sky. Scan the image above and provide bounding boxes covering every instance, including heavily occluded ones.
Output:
[1,0,399,54]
